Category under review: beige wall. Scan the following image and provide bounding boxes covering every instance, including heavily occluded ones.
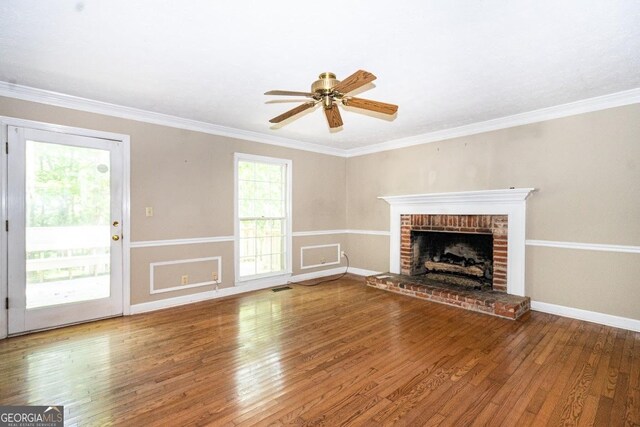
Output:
[2,95,638,321]
[345,104,640,320]
[0,96,347,305]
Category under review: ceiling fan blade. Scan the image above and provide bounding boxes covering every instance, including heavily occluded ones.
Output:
[332,70,377,94]
[344,97,398,115]
[265,90,315,97]
[269,102,316,123]
[324,105,343,128]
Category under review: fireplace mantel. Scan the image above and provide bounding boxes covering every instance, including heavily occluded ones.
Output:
[379,188,535,296]
[378,188,535,206]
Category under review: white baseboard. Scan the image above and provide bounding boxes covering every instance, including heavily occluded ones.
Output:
[347,267,382,277]
[288,266,380,282]
[531,300,640,332]
[290,267,346,282]
[130,267,355,315]
[130,279,280,314]
[290,266,381,280]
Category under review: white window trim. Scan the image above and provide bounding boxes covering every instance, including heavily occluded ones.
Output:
[234,152,292,285]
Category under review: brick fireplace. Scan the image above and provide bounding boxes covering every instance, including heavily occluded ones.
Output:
[401,214,508,292]
[367,189,535,320]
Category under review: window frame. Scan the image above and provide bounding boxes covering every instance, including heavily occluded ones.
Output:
[234,152,292,284]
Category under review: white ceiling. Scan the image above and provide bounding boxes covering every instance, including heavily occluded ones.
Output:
[1,1,639,151]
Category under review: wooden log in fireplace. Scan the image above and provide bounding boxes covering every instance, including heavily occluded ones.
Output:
[424,261,484,277]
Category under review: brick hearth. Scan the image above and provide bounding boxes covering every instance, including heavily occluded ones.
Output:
[366,273,530,320]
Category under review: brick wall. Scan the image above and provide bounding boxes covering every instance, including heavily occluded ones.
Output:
[400,214,508,292]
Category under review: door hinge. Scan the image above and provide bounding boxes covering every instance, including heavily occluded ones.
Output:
[5,142,7,154]
[5,298,7,310]
[4,220,7,232]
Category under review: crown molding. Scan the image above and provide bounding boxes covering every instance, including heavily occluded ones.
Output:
[0,81,344,157]
[1,81,638,159]
[344,88,640,157]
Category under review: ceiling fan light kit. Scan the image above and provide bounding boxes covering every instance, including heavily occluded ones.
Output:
[265,70,398,129]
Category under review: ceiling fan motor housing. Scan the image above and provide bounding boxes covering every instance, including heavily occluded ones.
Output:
[311,72,340,95]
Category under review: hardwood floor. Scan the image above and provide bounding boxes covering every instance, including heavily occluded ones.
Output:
[0,275,638,426]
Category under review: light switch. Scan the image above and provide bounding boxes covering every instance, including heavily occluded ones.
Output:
[145,207,153,217]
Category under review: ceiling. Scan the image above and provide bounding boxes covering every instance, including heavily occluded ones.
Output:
[1,1,639,152]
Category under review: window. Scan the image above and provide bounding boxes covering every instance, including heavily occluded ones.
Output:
[234,153,291,282]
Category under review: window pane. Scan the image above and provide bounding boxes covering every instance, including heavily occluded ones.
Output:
[257,255,271,274]
[255,220,265,238]
[240,221,256,238]
[267,165,283,183]
[236,157,288,279]
[258,182,271,200]
[238,180,253,198]
[238,199,253,218]
[272,236,282,254]
[25,141,111,308]
[255,163,271,182]
[269,183,282,201]
[257,237,271,255]
[240,257,256,277]
[238,161,254,181]
[252,200,266,218]
[272,254,282,271]
[271,220,284,237]
[240,238,255,257]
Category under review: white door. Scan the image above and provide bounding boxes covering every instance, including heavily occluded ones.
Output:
[7,126,123,334]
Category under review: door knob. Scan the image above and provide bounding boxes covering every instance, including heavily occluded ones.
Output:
[112,235,120,241]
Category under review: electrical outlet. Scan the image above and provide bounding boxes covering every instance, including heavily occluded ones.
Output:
[181,275,188,285]
[320,258,326,264]
[341,251,346,258]
[212,272,218,282]
[145,207,154,217]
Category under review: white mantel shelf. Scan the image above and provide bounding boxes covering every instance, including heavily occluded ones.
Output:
[379,188,536,205]
[380,188,536,297]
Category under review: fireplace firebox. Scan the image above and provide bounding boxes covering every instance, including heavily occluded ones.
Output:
[400,214,508,292]
[411,231,493,289]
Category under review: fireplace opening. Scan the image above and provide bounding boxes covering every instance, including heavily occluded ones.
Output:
[411,231,493,290]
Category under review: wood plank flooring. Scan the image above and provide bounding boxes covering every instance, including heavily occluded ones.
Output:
[0,275,638,426]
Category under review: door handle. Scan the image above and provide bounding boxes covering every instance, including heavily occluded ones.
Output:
[112,235,120,241]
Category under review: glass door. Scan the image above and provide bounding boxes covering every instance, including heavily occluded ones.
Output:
[7,126,123,334]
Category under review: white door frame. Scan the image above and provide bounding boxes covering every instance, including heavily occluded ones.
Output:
[0,117,131,338]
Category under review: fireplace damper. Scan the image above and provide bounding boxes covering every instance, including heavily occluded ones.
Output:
[411,231,493,289]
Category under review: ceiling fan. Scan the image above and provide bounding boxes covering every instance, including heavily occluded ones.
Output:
[265,70,398,129]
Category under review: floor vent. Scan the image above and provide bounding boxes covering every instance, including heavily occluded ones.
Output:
[272,286,292,292]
